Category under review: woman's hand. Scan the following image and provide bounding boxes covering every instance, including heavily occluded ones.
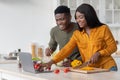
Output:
[89,52,101,64]
[42,60,55,69]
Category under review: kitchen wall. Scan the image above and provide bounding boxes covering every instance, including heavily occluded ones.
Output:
[0,0,57,54]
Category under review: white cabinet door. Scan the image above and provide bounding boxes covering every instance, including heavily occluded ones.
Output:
[104,0,120,27]
[1,73,21,80]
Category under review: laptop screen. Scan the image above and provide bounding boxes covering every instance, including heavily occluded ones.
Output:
[19,52,36,73]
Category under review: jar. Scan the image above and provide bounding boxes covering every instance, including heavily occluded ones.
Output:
[31,43,37,58]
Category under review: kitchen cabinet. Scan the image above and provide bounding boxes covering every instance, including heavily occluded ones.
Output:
[57,0,120,28]
[104,0,120,27]
[114,57,120,70]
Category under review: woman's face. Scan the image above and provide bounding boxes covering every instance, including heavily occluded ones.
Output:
[75,11,87,28]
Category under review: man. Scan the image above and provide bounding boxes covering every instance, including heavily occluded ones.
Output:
[45,5,81,67]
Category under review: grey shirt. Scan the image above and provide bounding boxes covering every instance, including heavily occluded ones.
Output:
[49,22,80,60]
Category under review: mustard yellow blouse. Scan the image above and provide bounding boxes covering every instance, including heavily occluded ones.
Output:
[52,25,117,69]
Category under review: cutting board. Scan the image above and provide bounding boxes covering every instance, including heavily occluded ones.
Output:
[70,68,109,74]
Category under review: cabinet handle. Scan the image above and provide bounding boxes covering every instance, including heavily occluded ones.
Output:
[1,78,8,80]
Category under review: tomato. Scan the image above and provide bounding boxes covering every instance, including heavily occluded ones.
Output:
[54,69,60,74]
[34,63,41,70]
[48,67,51,71]
[63,68,70,73]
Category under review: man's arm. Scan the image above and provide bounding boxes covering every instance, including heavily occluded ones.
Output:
[45,28,57,56]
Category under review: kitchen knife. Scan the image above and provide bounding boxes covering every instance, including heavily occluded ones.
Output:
[73,61,90,69]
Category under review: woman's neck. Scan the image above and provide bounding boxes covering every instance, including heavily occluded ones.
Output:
[85,26,90,36]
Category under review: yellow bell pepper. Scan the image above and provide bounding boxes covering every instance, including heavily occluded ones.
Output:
[71,59,82,68]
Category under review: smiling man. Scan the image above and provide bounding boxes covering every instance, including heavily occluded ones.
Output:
[45,5,81,67]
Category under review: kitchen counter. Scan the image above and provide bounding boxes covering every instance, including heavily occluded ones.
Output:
[0,59,17,64]
[112,54,120,58]
[0,63,120,80]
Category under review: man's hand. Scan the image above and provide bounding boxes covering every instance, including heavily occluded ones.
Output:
[89,52,101,64]
[45,47,53,56]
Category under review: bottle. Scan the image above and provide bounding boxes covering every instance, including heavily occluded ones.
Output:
[38,46,43,59]
[17,49,22,68]
[31,43,37,58]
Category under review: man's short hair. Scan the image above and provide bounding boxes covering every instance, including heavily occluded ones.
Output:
[54,5,70,15]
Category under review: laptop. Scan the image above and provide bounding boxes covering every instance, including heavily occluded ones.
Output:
[19,52,52,73]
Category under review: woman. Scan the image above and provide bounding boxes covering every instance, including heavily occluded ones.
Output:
[43,4,118,71]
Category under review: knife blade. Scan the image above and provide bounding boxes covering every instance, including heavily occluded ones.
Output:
[73,61,90,69]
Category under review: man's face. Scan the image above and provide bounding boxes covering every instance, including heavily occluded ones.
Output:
[55,13,71,31]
